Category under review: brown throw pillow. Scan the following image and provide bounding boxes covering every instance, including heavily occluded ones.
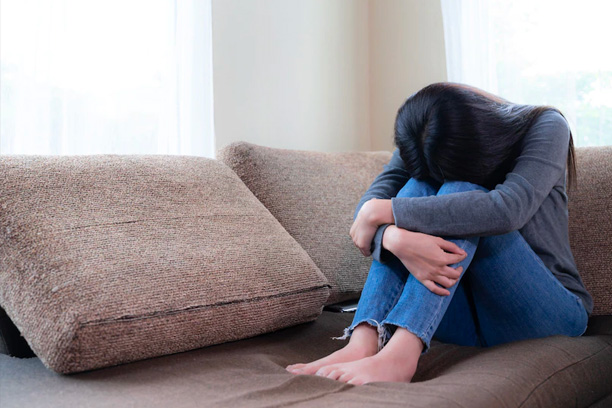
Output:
[0,155,330,373]
[568,146,612,316]
[218,142,392,305]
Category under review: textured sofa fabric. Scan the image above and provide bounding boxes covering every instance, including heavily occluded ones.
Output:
[2,311,611,408]
[568,146,612,315]
[1,145,611,408]
[219,142,392,305]
[0,155,330,373]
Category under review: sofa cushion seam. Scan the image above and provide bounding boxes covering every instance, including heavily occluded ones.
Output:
[80,284,331,326]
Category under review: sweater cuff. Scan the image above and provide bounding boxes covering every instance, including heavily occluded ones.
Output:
[391,196,415,231]
[371,223,392,264]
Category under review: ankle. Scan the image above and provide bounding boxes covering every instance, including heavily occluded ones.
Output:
[347,323,379,355]
[378,327,423,361]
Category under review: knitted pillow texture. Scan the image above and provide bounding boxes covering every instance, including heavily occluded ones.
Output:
[219,142,392,305]
[568,146,612,316]
[0,155,330,373]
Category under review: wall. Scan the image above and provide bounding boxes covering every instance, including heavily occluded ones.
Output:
[212,0,370,154]
[368,0,447,151]
[212,0,447,154]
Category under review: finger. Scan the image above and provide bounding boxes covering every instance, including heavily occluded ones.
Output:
[434,275,458,289]
[424,280,450,296]
[357,240,370,256]
[438,239,467,256]
[355,236,372,257]
[352,235,365,254]
[443,265,463,279]
[359,245,371,257]
[445,252,467,266]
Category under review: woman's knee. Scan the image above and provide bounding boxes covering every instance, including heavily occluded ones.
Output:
[437,180,489,196]
[467,230,529,275]
[396,177,441,198]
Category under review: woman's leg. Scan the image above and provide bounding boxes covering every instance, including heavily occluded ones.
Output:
[431,274,483,347]
[433,229,588,348]
[286,177,440,375]
[311,180,488,384]
[333,177,444,348]
[377,180,486,352]
[316,180,587,384]
[459,229,588,346]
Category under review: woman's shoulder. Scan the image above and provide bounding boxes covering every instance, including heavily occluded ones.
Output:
[533,109,570,131]
[524,109,571,146]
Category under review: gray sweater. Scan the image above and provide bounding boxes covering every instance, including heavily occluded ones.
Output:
[357,110,594,315]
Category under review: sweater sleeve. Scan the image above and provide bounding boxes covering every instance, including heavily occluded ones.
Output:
[354,148,411,263]
[391,110,571,237]
[354,149,410,218]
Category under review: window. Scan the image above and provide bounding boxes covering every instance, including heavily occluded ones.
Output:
[0,0,215,156]
[441,0,612,146]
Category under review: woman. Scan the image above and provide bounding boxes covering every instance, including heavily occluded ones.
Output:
[285,82,593,385]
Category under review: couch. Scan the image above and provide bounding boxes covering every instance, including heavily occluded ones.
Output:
[1,142,611,408]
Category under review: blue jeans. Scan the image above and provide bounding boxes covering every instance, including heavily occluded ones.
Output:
[333,178,588,353]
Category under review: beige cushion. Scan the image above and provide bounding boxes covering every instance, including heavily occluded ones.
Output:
[568,146,612,316]
[218,142,392,305]
[0,155,330,373]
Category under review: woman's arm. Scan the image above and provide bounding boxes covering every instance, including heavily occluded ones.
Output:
[352,149,410,260]
[382,225,467,296]
[354,149,410,217]
[350,198,393,256]
[390,110,571,237]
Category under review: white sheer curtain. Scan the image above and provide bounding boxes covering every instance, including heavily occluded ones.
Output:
[0,0,215,156]
[440,0,612,146]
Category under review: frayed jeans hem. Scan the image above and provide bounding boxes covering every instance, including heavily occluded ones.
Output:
[380,320,431,355]
[331,318,391,353]
[332,319,431,355]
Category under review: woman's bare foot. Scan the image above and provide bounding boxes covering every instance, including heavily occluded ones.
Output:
[285,322,379,375]
[313,327,423,385]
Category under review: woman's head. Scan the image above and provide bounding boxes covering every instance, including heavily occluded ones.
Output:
[394,82,576,190]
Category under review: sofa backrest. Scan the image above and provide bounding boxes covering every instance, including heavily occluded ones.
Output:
[219,142,392,305]
[568,146,612,316]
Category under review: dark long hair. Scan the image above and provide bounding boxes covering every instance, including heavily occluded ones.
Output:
[394,82,577,191]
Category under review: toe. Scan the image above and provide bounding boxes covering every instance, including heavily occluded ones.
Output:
[315,365,333,377]
[326,369,343,380]
[300,364,322,375]
[348,377,365,385]
[337,371,353,383]
[286,363,305,371]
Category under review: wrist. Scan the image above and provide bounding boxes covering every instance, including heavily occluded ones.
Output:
[382,225,415,254]
[366,199,394,226]
[382,225,399,252]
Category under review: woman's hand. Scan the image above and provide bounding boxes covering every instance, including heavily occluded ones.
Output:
[382,225,467,296]
[350,199,394,257]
